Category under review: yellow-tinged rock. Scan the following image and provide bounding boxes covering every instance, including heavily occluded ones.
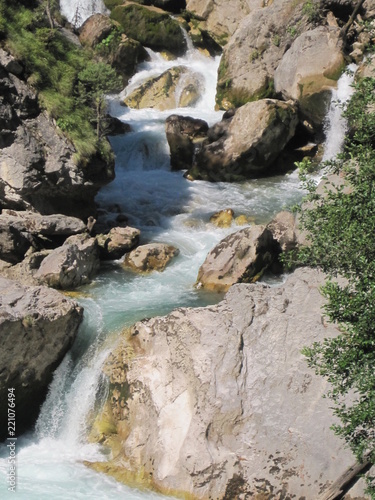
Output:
[209,208,234,227]
[235,214,250,226]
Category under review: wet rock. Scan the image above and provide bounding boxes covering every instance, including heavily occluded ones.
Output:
[275,26,345,127]
[110,3,186,56]
[209,208,234,228]
[123,243,179,272]
[96,226,140,260]
[34,234,100,289]
[234,214,250,226]
[196,225,280,292]
[165,114,208,170]
[0,277,83,439]
[190,99,298,181]
[97,267,357,499]
[124,66,204,110]
[105,116,132,136]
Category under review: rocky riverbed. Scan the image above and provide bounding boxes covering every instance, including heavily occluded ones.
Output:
[1,0,375,497]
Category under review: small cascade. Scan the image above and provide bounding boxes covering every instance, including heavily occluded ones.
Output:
[59,0,108,27]
[180,25,196,55]
[322,63,357,162]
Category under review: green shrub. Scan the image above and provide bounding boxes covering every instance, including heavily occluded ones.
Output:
[1,0,117,165]
[286,76,375,495]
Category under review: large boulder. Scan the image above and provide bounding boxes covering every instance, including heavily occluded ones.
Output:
[79,13,113,47]
[186,0,262,46]
[123,243,179,272]
[34,234,100,289]
[96,226,140,260]
[190,99,298,181]
[216,0,309,109]
[124,67,204,110]
[196,225,280,292]
[275,26,345,127]
[0,59,114,218]
[0,277,83,439]
[165,114,208,170]
[110,3,187,56]
[90,268,360,498]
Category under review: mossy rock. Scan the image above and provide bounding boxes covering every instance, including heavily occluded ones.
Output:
[110,4,186,56]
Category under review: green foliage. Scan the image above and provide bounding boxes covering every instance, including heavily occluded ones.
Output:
[286,21,301,38]
[302,0,320,23]
[95,28,122,57]
[77,62,122,139]
[0,0,118,165]
[287,76,375,494]
[272,34,281,47]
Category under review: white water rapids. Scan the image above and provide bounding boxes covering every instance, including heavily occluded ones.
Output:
[0,2,356,497]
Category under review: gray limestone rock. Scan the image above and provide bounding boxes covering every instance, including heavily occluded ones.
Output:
[96,226,140,260]
[0,210,87,236]
[196,225,280,292]
[190,99,298,181]
[34,234,100,289]
[275,26,345,127]
[123,242,179,273]
[99,268,360,499]
[216,0,309,109]
[267,210,298,252]
[0,277,83,439]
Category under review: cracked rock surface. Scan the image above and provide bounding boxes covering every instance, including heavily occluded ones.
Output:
[100,267,361,499]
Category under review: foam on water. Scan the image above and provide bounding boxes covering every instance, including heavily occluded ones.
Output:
[322,63,358,162]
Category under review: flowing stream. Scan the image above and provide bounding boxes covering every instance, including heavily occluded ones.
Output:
[0,3,356,497]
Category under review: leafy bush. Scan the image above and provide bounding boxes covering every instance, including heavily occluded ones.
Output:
[287,76,375,495]
[0,0,119,165]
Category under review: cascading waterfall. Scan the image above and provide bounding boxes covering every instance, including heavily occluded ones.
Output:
[59,0,108,26]
[322,63,358,162]
[0,2,357,498]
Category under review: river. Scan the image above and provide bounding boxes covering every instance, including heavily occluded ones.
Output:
[0,2,356,498]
